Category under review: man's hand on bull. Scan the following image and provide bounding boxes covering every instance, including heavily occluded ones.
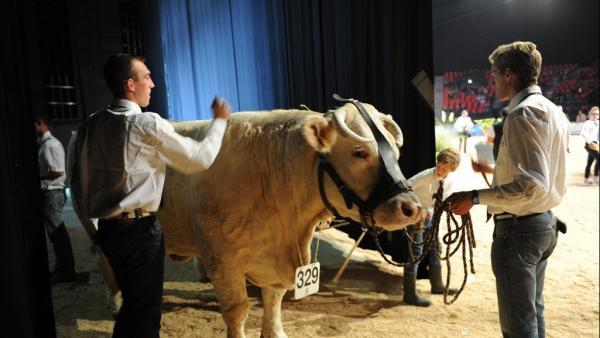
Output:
[211,96,231,120]
[446,191,474,215]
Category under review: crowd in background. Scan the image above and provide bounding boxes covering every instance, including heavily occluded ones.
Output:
[443,61,599,120]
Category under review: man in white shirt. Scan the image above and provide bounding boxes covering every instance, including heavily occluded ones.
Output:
[580,106,599,184]
[453,109,473,153]
[448,41,570,337]
[71,54,230,338]
[35,114,76,283]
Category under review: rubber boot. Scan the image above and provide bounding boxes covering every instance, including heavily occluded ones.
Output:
[403,271,431,307]
[49,223,76,283]
[430,266,457,295]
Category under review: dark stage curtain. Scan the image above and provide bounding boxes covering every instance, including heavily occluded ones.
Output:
[0,0,56,337]
[283,0,435,178]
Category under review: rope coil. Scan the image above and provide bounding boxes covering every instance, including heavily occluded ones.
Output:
[369,182,476,305]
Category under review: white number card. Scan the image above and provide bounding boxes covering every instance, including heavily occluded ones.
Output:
[294,262,320,300]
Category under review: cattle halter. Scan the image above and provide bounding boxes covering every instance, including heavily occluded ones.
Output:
[317,94,413,227]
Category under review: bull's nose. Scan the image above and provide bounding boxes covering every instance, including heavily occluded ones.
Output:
[401,201,420,219]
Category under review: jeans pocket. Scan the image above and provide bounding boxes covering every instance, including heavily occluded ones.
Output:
[100,232,163,270]
[516,229,556,266]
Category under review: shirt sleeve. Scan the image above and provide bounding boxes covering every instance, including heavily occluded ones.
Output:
[478,109,549,207]
[153,117,228,174]
[44,143,65,173]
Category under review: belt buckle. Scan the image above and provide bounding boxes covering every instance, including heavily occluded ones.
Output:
[494,213,515,221]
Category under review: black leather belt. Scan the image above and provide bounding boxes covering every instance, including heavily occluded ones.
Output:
[493,211,547,222]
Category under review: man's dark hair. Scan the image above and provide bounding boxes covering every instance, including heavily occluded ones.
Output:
[33,112,50,125]
[103,53,145,98]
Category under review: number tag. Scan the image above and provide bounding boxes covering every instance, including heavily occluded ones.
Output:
[294,262,320,300]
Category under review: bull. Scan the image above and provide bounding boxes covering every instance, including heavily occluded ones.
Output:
[75,100,421,338]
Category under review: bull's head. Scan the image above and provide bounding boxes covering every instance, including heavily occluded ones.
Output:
[302,99,421,231]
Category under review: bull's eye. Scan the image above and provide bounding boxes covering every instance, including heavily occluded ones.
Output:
[352,148,369,159]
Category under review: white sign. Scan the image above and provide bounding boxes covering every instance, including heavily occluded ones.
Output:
[294,262,320,300]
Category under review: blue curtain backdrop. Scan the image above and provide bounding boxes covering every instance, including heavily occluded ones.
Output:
[159,0,288,120]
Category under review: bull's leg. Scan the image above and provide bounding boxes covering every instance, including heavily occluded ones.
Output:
[260,287,288,338]
[212,275,249,338]
[98,252,122,316]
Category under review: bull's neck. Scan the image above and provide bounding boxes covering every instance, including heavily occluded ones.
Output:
[269,150,330,231]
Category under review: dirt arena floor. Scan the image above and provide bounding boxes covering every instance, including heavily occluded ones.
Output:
[50,134,599,337]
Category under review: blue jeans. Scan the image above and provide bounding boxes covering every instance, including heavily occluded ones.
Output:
[42,189,66,233]
[491,211,557,338]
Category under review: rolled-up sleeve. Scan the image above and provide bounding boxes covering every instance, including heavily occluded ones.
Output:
[478,111,549,208]
[154,117,228,174]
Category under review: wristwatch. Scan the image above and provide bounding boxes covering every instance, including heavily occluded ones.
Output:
[471,190,480,205]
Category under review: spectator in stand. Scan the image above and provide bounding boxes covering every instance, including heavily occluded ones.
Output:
[453,109,473,153]
[576,110,586,123]
[581,106,599,184]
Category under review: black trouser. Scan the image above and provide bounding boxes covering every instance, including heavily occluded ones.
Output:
[584,144,599,178]
[97,215,164,338]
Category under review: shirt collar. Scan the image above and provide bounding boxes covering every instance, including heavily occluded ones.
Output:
[507,85,542,112]
[37,130,51,145]
[109,98,143,115]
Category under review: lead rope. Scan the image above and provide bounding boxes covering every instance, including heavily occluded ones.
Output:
[431,180,476,305]
[369,181,476,304]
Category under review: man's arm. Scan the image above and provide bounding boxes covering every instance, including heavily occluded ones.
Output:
[154,97,231,174]
[449,110,549,214]
[41,144,66,180]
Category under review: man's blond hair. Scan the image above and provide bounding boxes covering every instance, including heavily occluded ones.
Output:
[589,106,599,117]
[436,148,461,170]
[488,41,542,90]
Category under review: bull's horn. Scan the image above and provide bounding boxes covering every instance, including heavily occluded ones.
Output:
[333,109,375,144]
[380,113,404,148]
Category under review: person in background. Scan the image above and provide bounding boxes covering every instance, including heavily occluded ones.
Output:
[453,109,473,153]
[71,53,231,338]
[402,148,461,306]
[581,106,599,184]
[576,110,586,123]
[34,114,76,283]
[448,41,570,337]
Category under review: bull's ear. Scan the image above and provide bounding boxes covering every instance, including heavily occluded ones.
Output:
[380,114,404,149]
[302,115,338,152]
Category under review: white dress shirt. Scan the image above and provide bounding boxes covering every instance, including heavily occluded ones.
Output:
[408,167,452,213]
[71,99,227,219]
[580,119,599,144]
[478,86,570,216]
[38,131,66,190]
[453,116,473,133]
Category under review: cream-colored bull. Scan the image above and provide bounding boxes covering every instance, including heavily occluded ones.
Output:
[81,102,421,338]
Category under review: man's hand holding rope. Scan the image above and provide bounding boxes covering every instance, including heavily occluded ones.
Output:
[447,191,475,215]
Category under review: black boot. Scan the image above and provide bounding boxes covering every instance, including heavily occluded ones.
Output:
[430,266,457,295]
[49,223,76,283]
[403,271,431,307]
